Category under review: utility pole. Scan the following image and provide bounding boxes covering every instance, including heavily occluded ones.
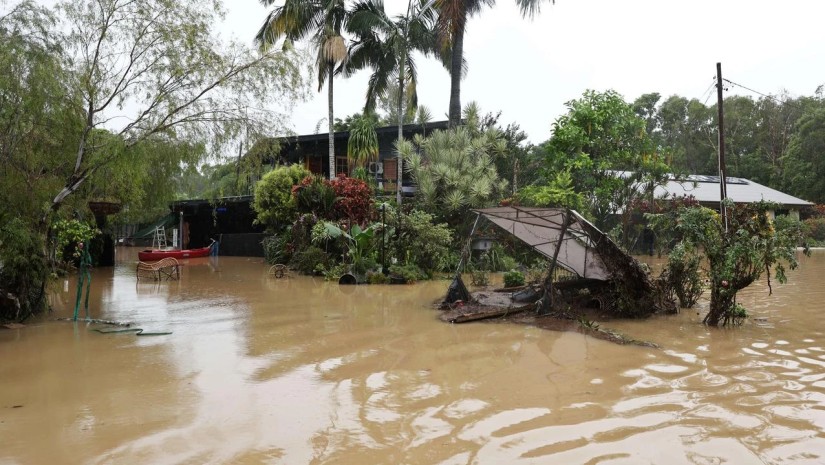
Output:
[716,62,728,232]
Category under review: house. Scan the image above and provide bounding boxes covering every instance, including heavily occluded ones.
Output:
[655,174,812,219]
[261,121,449,194]
[170,196,265,256]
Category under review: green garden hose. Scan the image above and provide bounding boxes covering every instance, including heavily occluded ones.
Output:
[92,328,173,336]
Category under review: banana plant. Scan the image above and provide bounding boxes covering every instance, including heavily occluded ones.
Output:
[322,222,377,273]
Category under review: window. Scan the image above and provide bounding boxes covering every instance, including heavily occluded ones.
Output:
[335,156,348,177]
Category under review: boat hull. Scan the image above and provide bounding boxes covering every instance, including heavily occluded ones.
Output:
[138,244,213,261]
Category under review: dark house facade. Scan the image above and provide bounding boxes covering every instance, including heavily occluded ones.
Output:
[266,121,448,193]
[170,196,265,257]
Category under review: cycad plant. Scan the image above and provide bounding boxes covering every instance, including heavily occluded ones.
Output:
[399,103,508,227]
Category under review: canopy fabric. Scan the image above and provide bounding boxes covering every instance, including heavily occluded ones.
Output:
[131,213,177,239]
[474,207,611,280]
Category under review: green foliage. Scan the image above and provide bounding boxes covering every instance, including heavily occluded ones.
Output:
[662,242,704,308]
[676,201,808,326]
[802,217,825,245]
[294,175,336,219]
[321,222,378,274]
[470,270,490,286]
[391,209,453,275]
[51,219,99,263]
[389,263,426,283]
[253,164,311,230]
[401,109,509,226]
[532,90,670,234]
[347,114,379,170]
[366,271,390,284]
[261,234,290,265]
[516,171,585,211]
[503,270,525,288]
[0,218,49,322]
[783,108,825,204]
[290,246,330,275]
[476,243,517,272]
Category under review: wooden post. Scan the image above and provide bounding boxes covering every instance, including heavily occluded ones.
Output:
[716,62,729,232]
[541,209,572,313]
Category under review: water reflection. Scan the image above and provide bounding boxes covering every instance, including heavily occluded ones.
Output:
[2,248,825,463]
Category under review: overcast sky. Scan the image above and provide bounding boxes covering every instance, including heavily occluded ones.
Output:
[224,0,823,143]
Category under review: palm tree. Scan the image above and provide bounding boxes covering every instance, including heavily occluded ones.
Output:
[256,0,348,181]
[346,0,438,204]
[436,0,554,127]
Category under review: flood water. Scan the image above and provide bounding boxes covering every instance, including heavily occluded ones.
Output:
[2,248,825,464]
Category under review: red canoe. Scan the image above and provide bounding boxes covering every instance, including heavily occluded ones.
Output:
[138,243,214,261]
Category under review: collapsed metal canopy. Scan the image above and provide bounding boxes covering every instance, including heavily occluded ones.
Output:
[474,207,611,281]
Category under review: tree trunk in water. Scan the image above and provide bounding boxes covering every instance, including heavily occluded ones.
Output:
[447,23,465,128]
[704,285,734,326]
[328,64,335,181]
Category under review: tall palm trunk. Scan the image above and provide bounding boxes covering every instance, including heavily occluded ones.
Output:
[328,63,336,180]
[447,22,465,128]
[396,56,405,205]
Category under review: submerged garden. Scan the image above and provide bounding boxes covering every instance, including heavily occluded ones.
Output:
[2,0,825,331]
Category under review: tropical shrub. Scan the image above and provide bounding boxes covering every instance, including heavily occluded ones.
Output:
[261,234,290,265]
[503,270,525,288]
[400,124,509,227]
[290,246,330,275]
[294,175,336,218]
[51,219,99,263]
[389,263,426,283]
[329,175,372,225]
[662,242,704,308]
[674,200,807,326]
[393,209,453,275]
[0,219,49,321]
[803,217,825,245]
[253,164,310,230]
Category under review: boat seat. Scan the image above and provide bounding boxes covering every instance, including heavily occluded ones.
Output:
[136,257,181,281]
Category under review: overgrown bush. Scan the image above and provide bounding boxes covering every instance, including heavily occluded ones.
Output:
[329,175,372,225]
[261,234,290,265]
[366,271,389,284]
[663,243,704,308]
[51,218,99,264]
[389,263,427,283]
[290,246,330,275]
[392,209,452,275]
[294,175,336,218]
[476,243,517,272]
[803,217,825,245]
[503,270,525,288]
[0,219,49,322]
[253,164,310,230]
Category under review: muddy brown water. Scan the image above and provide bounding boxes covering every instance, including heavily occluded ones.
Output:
[2,248,825,464]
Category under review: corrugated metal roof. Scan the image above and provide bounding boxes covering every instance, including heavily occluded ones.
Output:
[611,171,812,207]
[655,176,813,207]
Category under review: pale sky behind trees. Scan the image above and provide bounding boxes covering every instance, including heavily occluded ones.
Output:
[27,0,824,143]
[219,0,825,143]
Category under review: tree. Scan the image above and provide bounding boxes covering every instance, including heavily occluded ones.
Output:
[253,164,311,230]
[782,108,825,203]
[675,201,806,326]
[346,0,439,204]
[257,0,346,181]
[346,113,379,171]
[0,0,308,321]
[534,90,670,239]
[435,0,554,127]
[54,0,307,212]
[400,103,509,229]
